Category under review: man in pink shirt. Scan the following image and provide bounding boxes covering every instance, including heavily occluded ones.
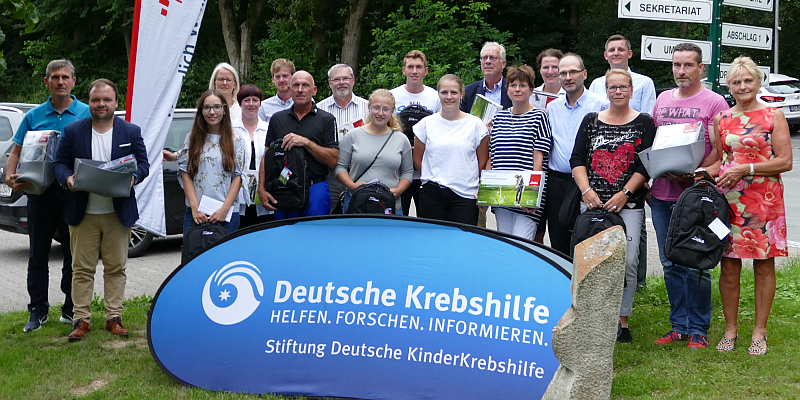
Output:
[650,43,729,350]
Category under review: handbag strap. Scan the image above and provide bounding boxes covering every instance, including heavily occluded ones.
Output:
[352,129,394,183]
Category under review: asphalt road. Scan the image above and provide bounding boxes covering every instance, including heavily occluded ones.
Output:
[2,132,798,314]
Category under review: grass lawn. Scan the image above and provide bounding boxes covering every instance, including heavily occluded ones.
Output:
[1,260,798,399]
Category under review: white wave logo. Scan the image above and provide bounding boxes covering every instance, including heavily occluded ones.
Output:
[202,261,264,325]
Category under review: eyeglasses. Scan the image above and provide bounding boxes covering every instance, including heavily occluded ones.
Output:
[558,69,585,78]
[202,105,224,113]
[370,106,393,114]
[606,84,632,93]
[330,77,353,83]
[480,55,501,62]
[215,78,234,83]
[509,83,530,90]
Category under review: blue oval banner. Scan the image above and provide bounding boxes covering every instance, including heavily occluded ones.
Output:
[148,216,572,399]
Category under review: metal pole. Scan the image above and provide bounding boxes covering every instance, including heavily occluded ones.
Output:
[774,0,780,74]
[708,0,723,92]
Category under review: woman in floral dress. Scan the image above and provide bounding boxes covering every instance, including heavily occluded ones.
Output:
[713,57,793,355]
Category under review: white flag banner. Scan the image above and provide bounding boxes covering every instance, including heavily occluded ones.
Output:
[126,0,207,236]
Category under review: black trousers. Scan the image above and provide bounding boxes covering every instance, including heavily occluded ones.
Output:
[400,179,422,216]
[238,205,275,229]
[418,182,478,225]
[541,171,578,256]
[26,184,73,316]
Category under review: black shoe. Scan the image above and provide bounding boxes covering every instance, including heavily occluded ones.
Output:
[617,325,632,343]
[23,311,49,333]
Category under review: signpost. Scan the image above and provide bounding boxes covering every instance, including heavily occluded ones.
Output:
[721,22,773,50]
[719,63,771,86]
[618,0,713,23]
[723,0,773,12]
[640,35,712,63]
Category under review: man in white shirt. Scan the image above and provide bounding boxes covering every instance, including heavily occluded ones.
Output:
[318,63,369,211]
[258,58,296,123]
[390,50,441,215]
[588,34,657,289]
[588,34,656,114]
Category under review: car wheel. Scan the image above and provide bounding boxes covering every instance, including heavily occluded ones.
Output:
[128,226,154,258]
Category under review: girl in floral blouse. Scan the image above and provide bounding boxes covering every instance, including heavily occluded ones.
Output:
[179,89,246,240]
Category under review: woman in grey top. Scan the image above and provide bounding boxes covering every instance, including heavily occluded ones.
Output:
[335,89,414,213]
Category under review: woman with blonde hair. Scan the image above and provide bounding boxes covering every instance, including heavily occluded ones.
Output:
[712,56,792,355]
[571,68,655,343]
[414,74,489,224]
[335,89,413,214]
[209,62,242,122]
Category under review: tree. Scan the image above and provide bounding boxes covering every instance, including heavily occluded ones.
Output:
[358,0,518,95]
[218,0,268,81]
[0,0,37,76]
[341,0,370,77]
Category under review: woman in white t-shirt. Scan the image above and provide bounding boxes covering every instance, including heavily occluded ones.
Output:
[413,74,489,225]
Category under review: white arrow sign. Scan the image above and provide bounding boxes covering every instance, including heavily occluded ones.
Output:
[722,23,773,50]
[618,0,712,24]
[719,63,771,86]
[641,35,712,63]
[723,0,773,12]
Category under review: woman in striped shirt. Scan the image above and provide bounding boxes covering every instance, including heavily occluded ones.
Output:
[488,65,553,242]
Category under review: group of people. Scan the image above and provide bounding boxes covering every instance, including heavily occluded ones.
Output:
[7,34,790,357]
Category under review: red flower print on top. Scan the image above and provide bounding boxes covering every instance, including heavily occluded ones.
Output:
[739,179,784,222]
[730,227,769,259]
[731,135,772,165]
[719,114,747,141]
[744,108,774,130]
[767,216,787,250]
[591,143,635,184]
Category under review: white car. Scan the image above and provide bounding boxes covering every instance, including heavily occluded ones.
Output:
[758,74,800,131]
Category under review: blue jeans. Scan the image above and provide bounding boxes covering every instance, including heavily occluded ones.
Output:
[651,196,712,337]
[274,181,331,220]
[183,207,240,242]
[341,190,402,215]
[26,184,73,316]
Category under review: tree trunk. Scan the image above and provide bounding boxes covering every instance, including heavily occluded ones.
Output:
[238,0,267,81]
[311,0,329,74]
[680,22,689,36]
[570,3,579,27]
[341,0,370,77]
[218,0,241,73]
[123,9,131,65]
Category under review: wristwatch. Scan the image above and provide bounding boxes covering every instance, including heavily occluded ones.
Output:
[622,188,632,198]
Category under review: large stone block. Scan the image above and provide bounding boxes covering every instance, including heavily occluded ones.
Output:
[542,226,626,400]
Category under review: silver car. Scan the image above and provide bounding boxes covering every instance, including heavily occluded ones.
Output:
[759,74,800,131]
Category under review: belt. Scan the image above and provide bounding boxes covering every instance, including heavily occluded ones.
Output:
[424,181,449,189]
[548,170,572,180]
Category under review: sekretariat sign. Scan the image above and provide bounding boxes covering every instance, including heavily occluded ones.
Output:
[148,216,573,399]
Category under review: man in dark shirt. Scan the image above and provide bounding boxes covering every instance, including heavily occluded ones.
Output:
[258,70,338,220]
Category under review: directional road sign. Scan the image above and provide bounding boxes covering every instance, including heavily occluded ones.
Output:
[618,0,713,24]
[641,35,712,63]
[719,63,771,86]
[722,22,773,50]
[723,0,773,12]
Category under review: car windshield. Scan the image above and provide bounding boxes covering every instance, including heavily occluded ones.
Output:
[765,80,800,94]
[164,115,193,152]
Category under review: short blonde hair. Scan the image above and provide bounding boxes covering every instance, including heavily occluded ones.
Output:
[365,89,403,132]
[605,68,633,87]
[437,74,464,94]
[726,56,763,87]
[208,63,240,101]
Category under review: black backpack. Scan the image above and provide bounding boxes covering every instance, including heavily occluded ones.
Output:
[665,179,732,270]
[396,104,433,147]
[570,209,627,258]
[263,139,309,211]
[181,222,228,263]
[346,182,397,215]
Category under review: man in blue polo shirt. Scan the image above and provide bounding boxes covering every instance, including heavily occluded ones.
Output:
[4,59,90,332]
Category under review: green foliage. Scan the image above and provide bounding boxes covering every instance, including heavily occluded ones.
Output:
[0,0,37,76]
[358,0,518,95]
[251,18,321,97]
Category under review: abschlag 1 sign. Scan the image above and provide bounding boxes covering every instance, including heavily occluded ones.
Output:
[148,216,573,399]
